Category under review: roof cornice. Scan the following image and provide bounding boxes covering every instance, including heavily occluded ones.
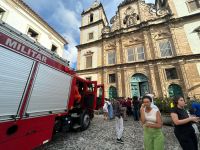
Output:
[76,39,102,49]
[80,19,105,30]
[81,3,103,15]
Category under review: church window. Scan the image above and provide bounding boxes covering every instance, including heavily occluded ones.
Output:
[86,55,92,68]
[158,39,173,57]
[90,13,94,23]
[108,51,116,64]
[165,68,178,80]
[127,45,145,62]
[88,32,94,40]
[127,48,134,61]
[108,74,116,83]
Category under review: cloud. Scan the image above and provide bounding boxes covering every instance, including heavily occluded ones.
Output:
[76,1,83,13]
[51,2,80,33]
[62,32,78,68]
[145,0,156,4]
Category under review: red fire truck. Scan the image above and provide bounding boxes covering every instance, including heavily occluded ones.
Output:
[0,21,104,150]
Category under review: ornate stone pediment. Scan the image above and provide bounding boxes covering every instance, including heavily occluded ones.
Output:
[104,41,116,50]
[122,34,144,46]
[84,51,94,56]
[153,30,171,39]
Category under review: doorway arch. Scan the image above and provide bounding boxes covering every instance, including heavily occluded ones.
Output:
[109,86,117,99]
[130,73,149,97]
[168,84,183,97]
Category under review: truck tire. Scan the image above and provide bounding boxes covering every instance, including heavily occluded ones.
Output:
[80,111,90,131]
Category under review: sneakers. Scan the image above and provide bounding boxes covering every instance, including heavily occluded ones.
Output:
[117,138,124,144]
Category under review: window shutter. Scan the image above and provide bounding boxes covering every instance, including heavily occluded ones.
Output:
[127,48,134,62]
[108,51,116,64]
[159,40,173,57]
[86,55,92,68]
[137,47,145,60]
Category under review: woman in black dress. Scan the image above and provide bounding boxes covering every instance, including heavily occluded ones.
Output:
[170,96,199,150]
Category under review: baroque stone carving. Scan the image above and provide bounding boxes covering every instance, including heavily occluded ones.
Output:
[153,30,171,39]
[104,41,116,50]
[139,1,170,21]
[119,0,137,7]
[123,6,140,27]
[110,13,120,32]
[84,51,94,56]
[102,26,111,34]
[122,34,144,46]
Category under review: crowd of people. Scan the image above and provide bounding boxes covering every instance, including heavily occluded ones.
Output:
[102,97,142,121]
[102,94,200,150]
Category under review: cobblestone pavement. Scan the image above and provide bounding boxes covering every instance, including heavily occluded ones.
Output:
[36,115,182,150]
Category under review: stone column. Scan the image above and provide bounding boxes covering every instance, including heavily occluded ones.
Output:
[178,60,190,97]
[116,67,122,97]
[148,64,158,97]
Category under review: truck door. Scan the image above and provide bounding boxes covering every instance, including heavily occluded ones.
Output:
[96,84,104,110]
[83,81,97,110]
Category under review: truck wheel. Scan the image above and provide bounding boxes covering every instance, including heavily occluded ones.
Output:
[80,111,90,131]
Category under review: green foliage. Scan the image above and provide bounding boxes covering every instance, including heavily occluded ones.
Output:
[154,97,200,114]
[154,97,174,114]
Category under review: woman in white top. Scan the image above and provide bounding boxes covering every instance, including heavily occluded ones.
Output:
[103,101,109,120]
[140,95,164,150]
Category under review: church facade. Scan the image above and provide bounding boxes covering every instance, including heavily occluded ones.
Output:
[76,0,200,99]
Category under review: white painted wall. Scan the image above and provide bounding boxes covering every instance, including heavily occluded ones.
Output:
[172,0,200,17]
[80,25,101,44]
[79,46,100,70]
[82,10,100,27]
[184,21,200,54]
[0,0,65,57]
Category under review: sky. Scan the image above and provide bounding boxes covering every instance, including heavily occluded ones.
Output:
[24,0,155,69]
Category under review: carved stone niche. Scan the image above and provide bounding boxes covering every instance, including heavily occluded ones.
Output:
[123,6,140,27]
[122,34,144,46]
[153,30,171,39]
[84,51,94,56]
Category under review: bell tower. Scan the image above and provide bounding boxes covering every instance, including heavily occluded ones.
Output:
[77,0,108,82]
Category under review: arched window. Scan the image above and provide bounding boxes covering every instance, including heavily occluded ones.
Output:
[90,13,94,23]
